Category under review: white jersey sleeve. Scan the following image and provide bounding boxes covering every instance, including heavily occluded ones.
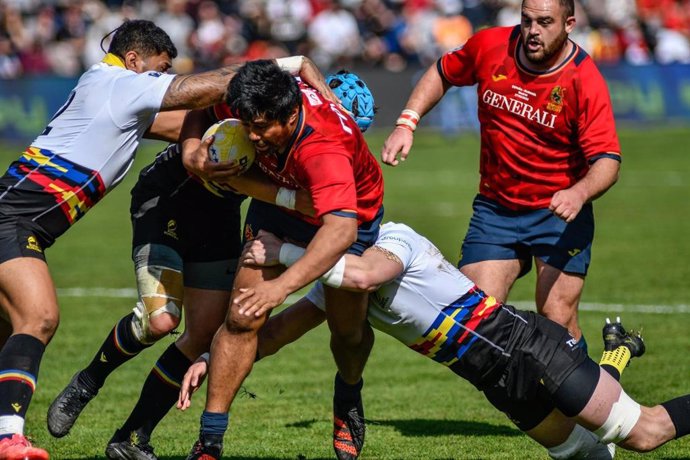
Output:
[31,63,176,190]
[109,70,176,129]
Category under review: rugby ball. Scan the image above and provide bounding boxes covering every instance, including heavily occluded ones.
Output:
[202,118,255,173]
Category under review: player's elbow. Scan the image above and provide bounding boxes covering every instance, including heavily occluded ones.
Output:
[348,269,382,292]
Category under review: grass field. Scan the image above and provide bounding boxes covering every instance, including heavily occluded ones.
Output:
[2,126,690,459]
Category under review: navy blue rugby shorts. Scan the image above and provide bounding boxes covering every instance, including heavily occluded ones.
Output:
[458,194,593,277]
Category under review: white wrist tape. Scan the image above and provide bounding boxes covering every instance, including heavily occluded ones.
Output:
[199,352,210,363]
[275,55,304,74]
[275,187,296,210]
[278,243,345,288]
[321,257,345,288]
[396,108,420,131]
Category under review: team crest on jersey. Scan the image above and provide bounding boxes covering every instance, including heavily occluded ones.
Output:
[147,71,162,77]
[547,86,565,113]
[164,219,178,240]
[26,236,42,253]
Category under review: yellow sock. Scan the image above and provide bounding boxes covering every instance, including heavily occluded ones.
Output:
[600,346,632,377]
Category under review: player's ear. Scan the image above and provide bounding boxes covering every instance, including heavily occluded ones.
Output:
[288,106,299,125]
[564,15,576,34]
[123,50,141,72]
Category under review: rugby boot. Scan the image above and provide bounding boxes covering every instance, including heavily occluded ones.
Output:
[185,434,223,460]
[47,371,98,437]
[333,375,365,460]
[105,429,157,460]
[0,434,49,460]
[602,316,646,358]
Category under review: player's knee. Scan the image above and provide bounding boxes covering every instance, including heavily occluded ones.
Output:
[132,300,182,343]
[35,312,60,342]
[132,265,184,344]
[225,310,262,335]
[147,312,182,339]
[594,389,641,445]
[329,326,364,347]
[547,424,614,459]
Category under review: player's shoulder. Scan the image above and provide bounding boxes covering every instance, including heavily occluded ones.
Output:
[469,25,517,46]
[378,222,420,247]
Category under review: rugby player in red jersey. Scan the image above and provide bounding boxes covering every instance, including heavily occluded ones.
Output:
[382,0,621,353]
[181,61,383,460]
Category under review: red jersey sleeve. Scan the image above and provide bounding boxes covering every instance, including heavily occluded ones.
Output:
[576,61,621,161]
[438,27,500,87]
[297,145,358,219]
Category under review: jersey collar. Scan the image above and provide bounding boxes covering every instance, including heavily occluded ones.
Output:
[514,38,578,77]
[101,53,126,68]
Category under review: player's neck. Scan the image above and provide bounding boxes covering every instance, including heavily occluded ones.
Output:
[518,40,573,73]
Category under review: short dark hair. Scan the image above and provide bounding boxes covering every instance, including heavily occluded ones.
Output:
[560,0,575,17]
[226,60,301,125]
[107,19,177,60]
[522,0,574,18]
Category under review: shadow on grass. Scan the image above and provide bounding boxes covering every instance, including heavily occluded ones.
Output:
[286,417,521,438]
[60,456,331,460]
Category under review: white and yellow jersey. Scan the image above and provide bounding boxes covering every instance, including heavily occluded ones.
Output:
[0,57,175,245]
[31,59,175,190]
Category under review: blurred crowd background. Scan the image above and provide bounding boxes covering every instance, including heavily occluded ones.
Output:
[1,0,689,79]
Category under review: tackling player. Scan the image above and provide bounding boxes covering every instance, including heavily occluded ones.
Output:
[0,18,335,459]
[181,62,383,460]
[196,224,676,460]
[381,0,621,354]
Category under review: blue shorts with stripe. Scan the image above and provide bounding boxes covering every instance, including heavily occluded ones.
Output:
[458,194,594,276]
[244,199,383,255]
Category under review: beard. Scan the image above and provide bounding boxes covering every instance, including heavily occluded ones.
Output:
[523,29,569,65]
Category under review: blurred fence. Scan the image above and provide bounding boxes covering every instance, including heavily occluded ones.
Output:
[1,63,689,144]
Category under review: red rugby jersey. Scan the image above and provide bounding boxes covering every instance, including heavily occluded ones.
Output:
[438,26,621,210]
[213,82,383,226]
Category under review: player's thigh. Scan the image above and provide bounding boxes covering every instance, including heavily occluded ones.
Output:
[534,259,584,325]
[323,285,369,338]
[524,409,576,448]
[226,264,283,332]
[460,260,522,302]
[529,203,593,285]
[181,287,232,349]
[572,368,624,432]
[0,257,59,341]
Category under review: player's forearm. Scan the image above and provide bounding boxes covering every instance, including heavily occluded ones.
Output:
[572,157,621,202]
[403,65,450,119]
[225,167,278,202]
[180,109,212,152]
[144,110,188,142]
[161,65,241,111]
[278,218,356,293]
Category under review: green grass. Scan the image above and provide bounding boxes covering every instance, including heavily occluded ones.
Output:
[2,125,690,459]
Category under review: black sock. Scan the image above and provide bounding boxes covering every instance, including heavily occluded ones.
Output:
[334,373,363,403]
[661,395,690,439]
[80,313,151,391]
[119,343,192,439]
[0,334,45,436]
[600,364,621,381]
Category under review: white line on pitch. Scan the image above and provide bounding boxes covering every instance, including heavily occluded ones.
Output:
[56,288,690,314]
